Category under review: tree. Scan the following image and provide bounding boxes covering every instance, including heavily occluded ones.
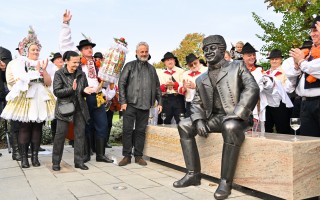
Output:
[252,0,320,57]
[153,33,205,69]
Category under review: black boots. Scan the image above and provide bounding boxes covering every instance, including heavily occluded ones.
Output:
[31,143,40,167]
[19,144,30,168]
[214,143,241,200]
[173,171,201,188]
[11,131,21,161]
[96,138,113,163]
[173,138,201,188]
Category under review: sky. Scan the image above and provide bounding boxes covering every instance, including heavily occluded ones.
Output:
[0,0,283,64]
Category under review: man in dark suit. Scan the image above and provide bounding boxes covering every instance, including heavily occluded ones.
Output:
[173,35,259,200]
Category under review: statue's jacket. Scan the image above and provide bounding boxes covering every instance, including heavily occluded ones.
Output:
[190,60,260,123]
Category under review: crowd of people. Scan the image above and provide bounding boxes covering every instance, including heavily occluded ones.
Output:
[1,9,320,200]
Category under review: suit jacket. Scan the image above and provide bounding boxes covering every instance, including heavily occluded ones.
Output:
[190,60,259,122]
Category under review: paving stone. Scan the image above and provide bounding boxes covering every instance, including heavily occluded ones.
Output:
[0,176,37,200]
[0,166,24,178]
[117,174,160,189]
[130,167,169,179]
[78,193,116,200]
[140,186,191,200]
[54,172,87,182]
[101,165,134,176]
[83,172,122,186]
[64,179,106,198]
[100,183,151,200]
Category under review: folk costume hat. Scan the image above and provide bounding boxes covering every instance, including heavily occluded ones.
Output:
[161,52,177,62]
[50,52,62,62]
[266,49,283,59]
[0,47,12,65]
[77,39,96,51]
[240,42,258,54]
[310,15,320,28]
[299,40,313,50]
[94,52,103,59]
[19,26,42,56]
[186,53,199,64]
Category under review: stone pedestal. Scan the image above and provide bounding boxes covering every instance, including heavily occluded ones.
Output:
[144,125,320,200]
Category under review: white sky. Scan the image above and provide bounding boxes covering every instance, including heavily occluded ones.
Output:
[0,0,282,64]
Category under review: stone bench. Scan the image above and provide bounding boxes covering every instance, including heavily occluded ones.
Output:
[144,125,320,200]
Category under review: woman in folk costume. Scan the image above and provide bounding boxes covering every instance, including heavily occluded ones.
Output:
[1,26,55,168]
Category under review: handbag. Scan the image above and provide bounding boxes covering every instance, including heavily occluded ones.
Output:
[58,101,75,117]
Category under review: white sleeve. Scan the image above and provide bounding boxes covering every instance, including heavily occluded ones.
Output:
[300,58,320,79]
[282,57,301,78]
[59,23,77,56]
[102,87,116,100]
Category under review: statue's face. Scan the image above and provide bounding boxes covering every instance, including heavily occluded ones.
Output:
[203,43,224,65]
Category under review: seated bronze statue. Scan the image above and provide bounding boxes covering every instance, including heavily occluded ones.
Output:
[173,35,259,200]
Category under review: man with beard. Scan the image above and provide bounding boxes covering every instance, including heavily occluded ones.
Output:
[172,35,259,200]
[118,42,162,166]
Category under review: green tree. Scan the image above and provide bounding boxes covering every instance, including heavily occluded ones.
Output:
[153,33,205,69]
[252,0,320,57]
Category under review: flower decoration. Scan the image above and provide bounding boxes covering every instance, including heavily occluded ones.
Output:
[19,26,42,56]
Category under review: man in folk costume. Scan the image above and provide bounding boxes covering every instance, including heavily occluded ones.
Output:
[263,49,293,134]
[173,35,259,199]
[157,52,185,124]
[178,53,207,117]
[59,10,113,163]
[282,16,320,137]
[241,43,265,121]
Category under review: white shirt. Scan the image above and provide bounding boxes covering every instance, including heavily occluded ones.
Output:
[282,57,320,97]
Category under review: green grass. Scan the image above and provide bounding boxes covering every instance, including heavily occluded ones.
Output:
[112,112,120,122]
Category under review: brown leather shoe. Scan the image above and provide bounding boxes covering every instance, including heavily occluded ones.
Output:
[135,156,147,166]
[118,156,131,166]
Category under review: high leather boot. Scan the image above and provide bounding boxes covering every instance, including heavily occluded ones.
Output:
[96,137,113,163]
[214,143,241,200]
[19,144,30,168]
[31,142,40,167]
[11,131,21,161]
[173,138,201,188]
[106,127,112,148]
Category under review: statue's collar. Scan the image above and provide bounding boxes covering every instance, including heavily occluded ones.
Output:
[208,59,227,70]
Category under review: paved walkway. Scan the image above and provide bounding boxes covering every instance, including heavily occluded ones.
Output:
[0,145,262,200]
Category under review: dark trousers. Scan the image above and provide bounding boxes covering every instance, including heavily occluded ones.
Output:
[185,102,191,118]
[300,98,320,137]
[52,110,86,165]
[265,101,292,134]
[85,94,108,139]
[51,119,57,142]
[122,105,149,157]
[158,94,185,124]
[106,110,114,143]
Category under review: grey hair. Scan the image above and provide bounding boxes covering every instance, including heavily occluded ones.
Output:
[136,42,149,50]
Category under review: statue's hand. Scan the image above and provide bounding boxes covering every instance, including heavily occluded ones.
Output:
[222,114,241,123]
[195,120,208,138]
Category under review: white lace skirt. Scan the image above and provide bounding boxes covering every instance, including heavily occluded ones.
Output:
[1,83,56,123]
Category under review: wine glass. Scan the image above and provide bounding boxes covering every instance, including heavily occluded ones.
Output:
[290,118,300,141]
[161,113,166,126]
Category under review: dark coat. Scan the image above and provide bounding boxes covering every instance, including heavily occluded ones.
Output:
[53,66,90,123]
[190,60,259,122]
[118,59,162,107]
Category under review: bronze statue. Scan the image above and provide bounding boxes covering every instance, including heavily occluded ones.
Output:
[173,35,259,199]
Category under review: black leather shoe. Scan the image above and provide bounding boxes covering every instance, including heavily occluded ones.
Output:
[214,179,232,200]
[173,172,201,188]
[38,146,46,151]
[75,163,89,170]
[52,164,61,171]
[96,155,113,163]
